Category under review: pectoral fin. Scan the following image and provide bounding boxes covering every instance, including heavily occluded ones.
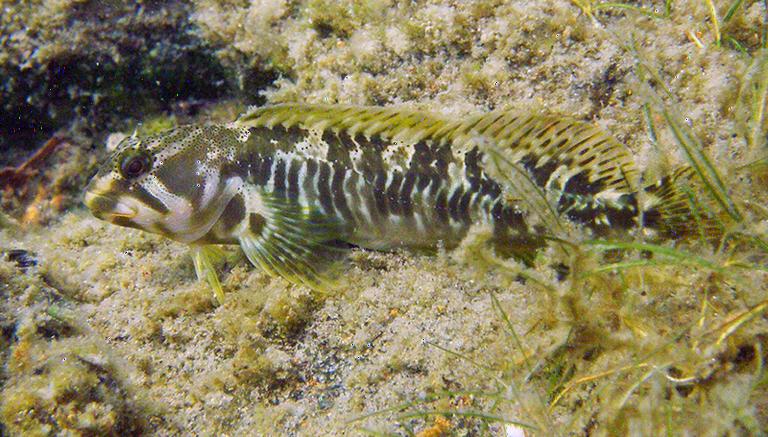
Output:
[238,192,348,290]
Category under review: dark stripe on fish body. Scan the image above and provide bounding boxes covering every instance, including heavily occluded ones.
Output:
[361,173,383,227]
[559,177,612,226]
[458,189,473,222]
[641,205,663,229]
[337,131,362,165]
[273,157,287,196]
[488,199,526,230]
[373,171,387,216]
[563,170,605,196]
[409,142,433,173]
[463,148,483,189]
[399,171,417,217]
[416,170,431,192]
[564,206,602,229]
[433,144,451,177]
[491,201,504,223]
[428,173,443,198]
[606,194,638,229]
[358,136,387,180]
[448,186,464,222]
[304,159,318,198]
[479,178,502,198]
[344,171,363,222]
[503,205,526,229]
[324,131,354,168]
[287,159,301,201]
[527,154,561,188]
[317,161,335,215]
[434,189,449,224]
[255,155,273,186]
[386,171,404,216]
[331,165,354,222]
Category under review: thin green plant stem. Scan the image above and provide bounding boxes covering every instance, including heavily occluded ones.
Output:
[642,103,661,152]
[491,293,533,372]
[725,36,748,55]
[723,0,744,22]
[660,106,743,221]
[704,0,722,46]
[394,410,537,429]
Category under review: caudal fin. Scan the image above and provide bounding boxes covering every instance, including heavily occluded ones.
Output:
[640,167,723,242]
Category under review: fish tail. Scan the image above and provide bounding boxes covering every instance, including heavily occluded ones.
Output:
[640,167,724,242]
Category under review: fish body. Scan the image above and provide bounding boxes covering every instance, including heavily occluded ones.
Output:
[85,104,698,301]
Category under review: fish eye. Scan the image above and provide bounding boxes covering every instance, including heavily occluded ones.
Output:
[119,150,152,180]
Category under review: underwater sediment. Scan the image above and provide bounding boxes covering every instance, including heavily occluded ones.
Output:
[1,0,767,435]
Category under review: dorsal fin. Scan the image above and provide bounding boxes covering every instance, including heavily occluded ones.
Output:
[454,111,641,194]
[236,104,463,146]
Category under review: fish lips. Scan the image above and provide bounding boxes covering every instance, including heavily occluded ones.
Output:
[84,191,138,222]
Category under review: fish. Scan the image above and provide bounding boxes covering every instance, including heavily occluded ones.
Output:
[84,104,707,303]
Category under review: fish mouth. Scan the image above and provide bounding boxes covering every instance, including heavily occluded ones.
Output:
[84,191,138,221]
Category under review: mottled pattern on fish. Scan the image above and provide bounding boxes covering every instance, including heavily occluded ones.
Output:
[85,104,699,302]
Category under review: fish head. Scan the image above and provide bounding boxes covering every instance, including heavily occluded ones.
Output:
[85,125,246,243]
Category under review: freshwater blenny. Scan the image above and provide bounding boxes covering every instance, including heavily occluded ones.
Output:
[85,104,697,302]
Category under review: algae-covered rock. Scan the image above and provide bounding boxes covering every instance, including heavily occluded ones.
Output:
[0,251,153,436]
[1,346,144,436]
[0,0,230,159]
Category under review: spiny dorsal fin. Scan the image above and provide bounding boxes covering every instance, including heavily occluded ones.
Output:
[236,104,463,146]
